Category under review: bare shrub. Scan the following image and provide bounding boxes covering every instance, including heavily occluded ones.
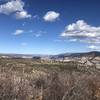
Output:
[0,65,100,100]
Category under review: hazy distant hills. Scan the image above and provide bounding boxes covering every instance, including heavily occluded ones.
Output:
[53,51,100,59]
[69,51,100,57]
[0,53,50,59]
[0,51,100,59]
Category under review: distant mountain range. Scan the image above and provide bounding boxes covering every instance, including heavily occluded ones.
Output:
[52,51,100,59]
[0,51,100,59]
[0,53,51,59]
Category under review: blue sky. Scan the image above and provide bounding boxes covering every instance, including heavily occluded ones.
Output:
[0,0,100,54]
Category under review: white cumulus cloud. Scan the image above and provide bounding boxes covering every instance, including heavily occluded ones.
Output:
[61,20,100,44]
[43,11,60,22]
[0,0,24,15]
[13,29,24,35]
[0,0,32,19]
[15,10,31,19]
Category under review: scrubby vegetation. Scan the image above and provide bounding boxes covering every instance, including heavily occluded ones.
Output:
[0,58,100,100]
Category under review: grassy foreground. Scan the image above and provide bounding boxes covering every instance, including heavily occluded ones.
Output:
[0,58,100,100]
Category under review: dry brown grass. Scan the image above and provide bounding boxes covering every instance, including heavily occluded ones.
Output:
[0,58,100,100]
[0,70,100,100]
